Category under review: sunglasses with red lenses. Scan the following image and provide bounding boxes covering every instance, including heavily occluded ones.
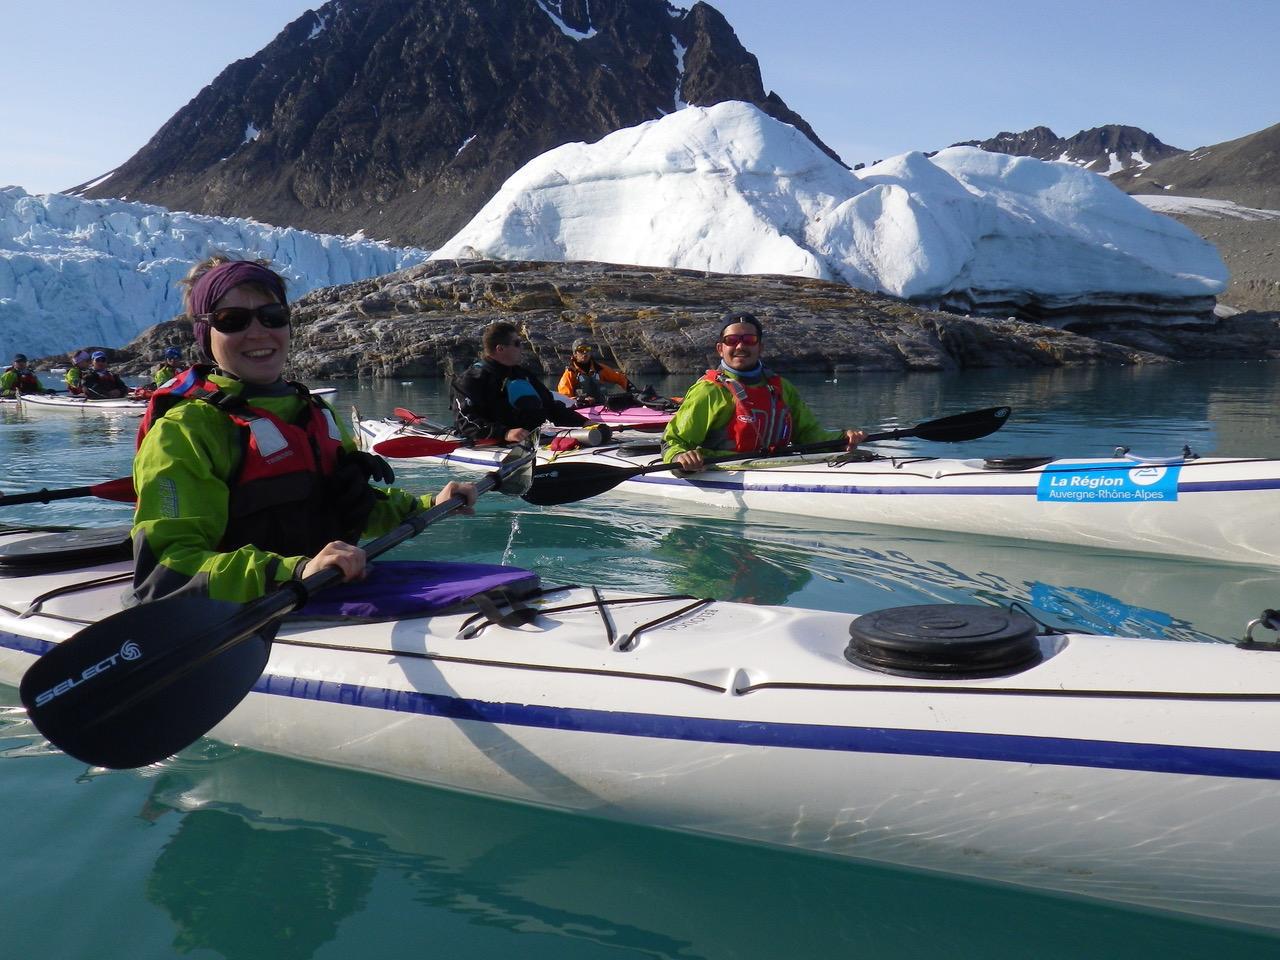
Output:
[200,303,292,334]
[720,333,760,347]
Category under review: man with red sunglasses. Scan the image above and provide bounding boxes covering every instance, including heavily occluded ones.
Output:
[662,312,865,471]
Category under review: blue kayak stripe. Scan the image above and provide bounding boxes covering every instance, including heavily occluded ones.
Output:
[252,672,1280,781]
[442,451,1280,498]
[634,474,1280,497]
[5,627,1276,780]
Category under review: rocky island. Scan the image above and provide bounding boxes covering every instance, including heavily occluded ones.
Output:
[113,259,1280,381]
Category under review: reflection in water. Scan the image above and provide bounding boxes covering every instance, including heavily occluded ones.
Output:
[147,809,376,960]
[652,521,812,605]
[135,751,1280,960]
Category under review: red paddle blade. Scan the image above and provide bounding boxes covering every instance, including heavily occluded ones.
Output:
[393,407,424,424]
[90,477,137,503]
[372,436,462,458]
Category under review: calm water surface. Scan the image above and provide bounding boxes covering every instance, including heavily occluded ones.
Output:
[2,361,1279,957]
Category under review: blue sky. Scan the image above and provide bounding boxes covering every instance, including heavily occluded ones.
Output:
[2,0,1277,193]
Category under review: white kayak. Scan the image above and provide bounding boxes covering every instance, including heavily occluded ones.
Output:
[0,528,1278,930]
[356,417,1280,568]
[18,393,147,414]
[17,386,334,414]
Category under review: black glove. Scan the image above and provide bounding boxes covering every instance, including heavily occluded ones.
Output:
[326,449,392,541]
[345,449,395,485]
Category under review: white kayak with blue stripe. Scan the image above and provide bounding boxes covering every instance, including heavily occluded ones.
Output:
[0,528,1278,930]
[356,417,1280,567]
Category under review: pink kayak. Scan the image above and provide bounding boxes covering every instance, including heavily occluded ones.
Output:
[574,402,674,428]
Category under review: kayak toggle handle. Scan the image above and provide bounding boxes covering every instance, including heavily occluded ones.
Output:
[1239,610,1280,651]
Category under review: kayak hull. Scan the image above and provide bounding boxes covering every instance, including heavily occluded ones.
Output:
[1,542,1279,929]
[17,394,147,414]
[357,418,1280,567]
[16,387,333,414]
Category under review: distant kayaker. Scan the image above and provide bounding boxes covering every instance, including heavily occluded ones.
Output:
[453,320,590,444]
[130,255,477,605]
[81,351,129,399]
[556,337,633,404]
[152,346,184,387]
[0,353,53,397]
[65,350,91,395]
[662,312,865,471]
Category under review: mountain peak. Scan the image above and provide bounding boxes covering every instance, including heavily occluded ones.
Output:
[952,124,1184,176]
[73,0,837,247]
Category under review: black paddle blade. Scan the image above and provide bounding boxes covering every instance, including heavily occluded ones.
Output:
[20,595,271,768]
[909,406,1011,443]
[523,462,631,506]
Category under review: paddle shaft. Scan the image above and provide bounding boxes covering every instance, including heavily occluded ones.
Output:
[0,477,135,507]
[597,406,1012,479]
[523,406,1012,507]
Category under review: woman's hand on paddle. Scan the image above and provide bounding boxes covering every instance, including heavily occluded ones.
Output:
[844,428,867,449]
[302,540,369,581]
[504,427,530,443]
[437,480,479,515]
[673,449,705,472]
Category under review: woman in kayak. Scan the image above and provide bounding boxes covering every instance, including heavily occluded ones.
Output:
[131,255,477,605]
[64,350,91,395]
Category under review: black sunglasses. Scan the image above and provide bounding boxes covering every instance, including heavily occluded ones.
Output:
[198,303,292,334]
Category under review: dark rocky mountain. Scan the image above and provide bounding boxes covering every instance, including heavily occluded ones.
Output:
[953,124,1184,176]
[1112,122,1280,312]
[72,0,839,248]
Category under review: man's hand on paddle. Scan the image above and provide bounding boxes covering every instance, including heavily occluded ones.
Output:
[673,449,705,472]
[844,428,866,449]
[504,427,531,443]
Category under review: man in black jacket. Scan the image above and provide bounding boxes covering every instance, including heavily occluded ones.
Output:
[452,321,589,443]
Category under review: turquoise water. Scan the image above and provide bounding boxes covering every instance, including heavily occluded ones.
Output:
[3,361,1280,957]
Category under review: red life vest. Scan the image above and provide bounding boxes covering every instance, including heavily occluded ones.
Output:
[4,368,41,393]
[701,369,793,454]
[138,366,355,555]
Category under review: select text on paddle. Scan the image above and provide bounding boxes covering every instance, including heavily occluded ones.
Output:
[33,641,142,708]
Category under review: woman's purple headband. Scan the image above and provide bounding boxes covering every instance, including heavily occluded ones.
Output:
[189,261,288,358]
[189,261,288,316]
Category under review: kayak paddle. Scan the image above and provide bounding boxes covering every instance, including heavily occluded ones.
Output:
[19,445,535,770]
[0,476,135,508]
[394,406,455,433]
[523,406,1012,507]
[370,435,465,458]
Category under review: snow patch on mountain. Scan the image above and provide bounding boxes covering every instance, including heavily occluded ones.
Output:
[0,187,429,361]
[432,102,1226,319]
[1135,195,1280,221]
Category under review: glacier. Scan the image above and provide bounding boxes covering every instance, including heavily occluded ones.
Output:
[432,102,1227,323]
[0,186,430,362]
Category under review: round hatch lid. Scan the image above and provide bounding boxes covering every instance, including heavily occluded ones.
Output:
[846,604,1042,679]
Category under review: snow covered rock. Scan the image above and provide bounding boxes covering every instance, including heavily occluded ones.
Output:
[0,187,429,362]
[432,102,1227,326]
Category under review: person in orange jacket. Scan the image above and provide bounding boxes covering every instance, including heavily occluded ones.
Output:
[556,338,632,405]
